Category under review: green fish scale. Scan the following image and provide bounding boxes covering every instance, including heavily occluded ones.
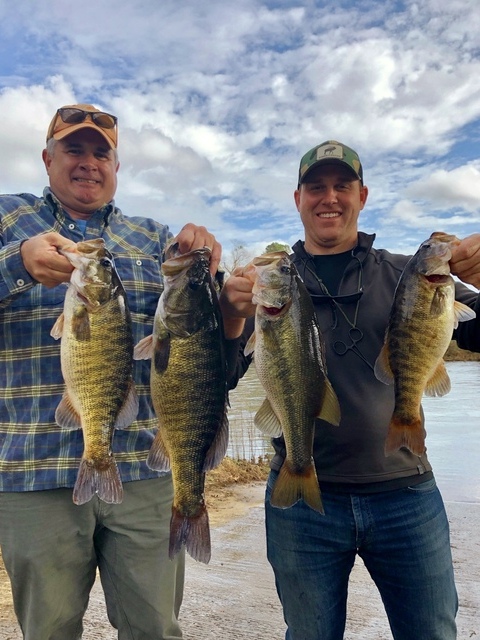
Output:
[387,280,453,423]
[64,298,133,463]
[152,325,227,517]
[257,298,326,471]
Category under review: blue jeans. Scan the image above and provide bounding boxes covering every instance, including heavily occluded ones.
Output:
[265,472,458,640]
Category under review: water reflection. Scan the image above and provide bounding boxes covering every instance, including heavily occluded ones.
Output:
[422,361,480,503]
[227,361,480,504]
[227,367,273,461]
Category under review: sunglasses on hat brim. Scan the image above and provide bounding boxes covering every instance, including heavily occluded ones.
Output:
[48,108,118,145]
[56,108,117,129]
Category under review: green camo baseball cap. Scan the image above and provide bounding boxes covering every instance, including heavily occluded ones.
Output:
[298,140,363,186]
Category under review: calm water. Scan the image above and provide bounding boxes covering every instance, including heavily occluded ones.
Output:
[227,361,480,504]
[422,361,480,503]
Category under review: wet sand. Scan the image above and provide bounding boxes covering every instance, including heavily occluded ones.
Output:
[1,482,479,639]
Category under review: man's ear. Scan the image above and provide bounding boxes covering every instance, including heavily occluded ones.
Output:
[294,187,301,211]
[42,148,51,173]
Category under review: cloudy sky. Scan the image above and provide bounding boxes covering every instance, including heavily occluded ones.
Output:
[1,0,479,264]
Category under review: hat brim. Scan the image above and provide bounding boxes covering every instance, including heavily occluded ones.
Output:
[300,159,361,184]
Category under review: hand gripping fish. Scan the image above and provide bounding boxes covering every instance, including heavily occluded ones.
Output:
[51,238,139,505]
[244,251,340,515]
[134,244,229,564]
[374,232,476,456]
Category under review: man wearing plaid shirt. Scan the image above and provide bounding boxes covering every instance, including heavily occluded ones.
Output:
[0,103,221,639]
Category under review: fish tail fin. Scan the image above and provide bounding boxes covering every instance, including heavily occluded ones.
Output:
[73,457,124,505]
[384,416,426,457]
[270,460,324,515]
[169,504,211,564]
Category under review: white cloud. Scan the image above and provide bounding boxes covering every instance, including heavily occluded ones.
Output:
[406,164,480,212]
[0,0,479,254]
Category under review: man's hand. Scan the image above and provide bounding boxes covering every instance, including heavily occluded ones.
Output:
[20,232,75,288]
[450,233,480,290]
[219,266,256,339]
[173,223,222,276]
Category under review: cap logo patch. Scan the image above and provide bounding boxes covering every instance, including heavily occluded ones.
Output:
[317,144,343,160]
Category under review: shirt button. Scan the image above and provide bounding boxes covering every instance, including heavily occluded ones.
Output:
[136,260,142,266]
[17,279,25,287]
[68,223,75,230]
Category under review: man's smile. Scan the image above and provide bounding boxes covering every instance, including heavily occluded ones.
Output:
[316,212,341,218]
[73,177,100,184]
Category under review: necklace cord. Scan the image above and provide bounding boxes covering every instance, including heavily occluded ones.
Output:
[301,254,374,371]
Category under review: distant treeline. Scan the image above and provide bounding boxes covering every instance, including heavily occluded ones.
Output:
[445,341,480,361]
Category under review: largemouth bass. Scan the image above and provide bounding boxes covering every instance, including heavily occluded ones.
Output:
[244,251,340,515]
[51,238,139,505]
[374,232,475,456]
[133,245,228,564]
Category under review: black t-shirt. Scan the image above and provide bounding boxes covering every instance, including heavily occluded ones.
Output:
[311,251,352,295]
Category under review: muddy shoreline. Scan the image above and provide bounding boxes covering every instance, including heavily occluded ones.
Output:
[1,483,479,639]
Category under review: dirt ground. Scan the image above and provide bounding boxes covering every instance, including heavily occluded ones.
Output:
[1,480,479,640]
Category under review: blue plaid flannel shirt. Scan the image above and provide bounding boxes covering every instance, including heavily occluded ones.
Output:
[0,188,172,491]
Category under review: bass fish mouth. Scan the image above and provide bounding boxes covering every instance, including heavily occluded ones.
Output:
[258,297,293,318]
[261,304,287,317]
[425,274,450,284]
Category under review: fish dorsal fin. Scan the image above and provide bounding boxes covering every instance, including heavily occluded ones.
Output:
[50,313,65,340]
[244,332,256,357]
[203,406,229,471]
[374,343,394,385]
[254,397,283,437]
[114,380,140,429]
[55,392,82,430]
[317,379,341,426]
[453,300,476,329]
[424,360,451,397]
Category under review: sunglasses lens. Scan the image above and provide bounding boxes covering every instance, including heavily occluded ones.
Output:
[57,108,117,129]
[91,113,117,129]
[58,108,86,124]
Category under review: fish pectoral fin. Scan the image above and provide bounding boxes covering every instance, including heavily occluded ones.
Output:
[244,332,256,357]
[453,300,476,328]
[50,313,65,340]
[146,430,171,472]
[317,379,341,426]
[71,306,91,341]
[114,380,140,429]
[153,337,171,374]
[373,344,394,385]
[133,334,154,360]
[424,360,451,397]
[254,398,283,437]
[55,393,82,429]
[203,408,229,471]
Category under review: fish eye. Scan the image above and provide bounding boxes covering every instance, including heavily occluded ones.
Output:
[280,265,291,274]
[100,258,113,268]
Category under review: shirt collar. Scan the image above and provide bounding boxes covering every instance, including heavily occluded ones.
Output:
[43,187,116,224]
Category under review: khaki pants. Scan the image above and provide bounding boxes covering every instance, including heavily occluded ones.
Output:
[0,476,185,640]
